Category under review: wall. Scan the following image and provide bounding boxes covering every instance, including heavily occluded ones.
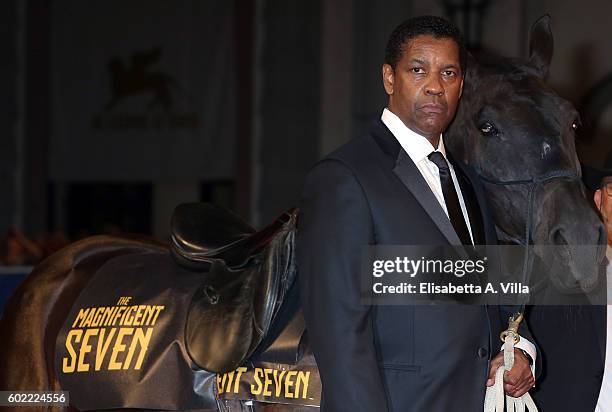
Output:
[0,0,20,234]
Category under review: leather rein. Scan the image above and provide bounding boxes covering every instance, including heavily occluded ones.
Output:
[478,169,579,412]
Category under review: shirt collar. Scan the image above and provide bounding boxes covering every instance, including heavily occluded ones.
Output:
[381,107,446,163]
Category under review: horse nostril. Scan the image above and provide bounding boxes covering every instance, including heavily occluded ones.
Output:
[551,227,568,246]
[203,285,219,305]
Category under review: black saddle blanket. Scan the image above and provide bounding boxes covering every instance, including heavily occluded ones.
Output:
[55,250,218,411]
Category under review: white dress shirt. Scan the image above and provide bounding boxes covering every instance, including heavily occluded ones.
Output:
[381,108,474,244]
[595,246,612,411]
[380,107,537,375]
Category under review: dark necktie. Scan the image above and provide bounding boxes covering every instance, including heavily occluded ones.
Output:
[427,151,473,245]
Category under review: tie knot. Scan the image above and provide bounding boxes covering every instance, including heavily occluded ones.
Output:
[428,151,449,171]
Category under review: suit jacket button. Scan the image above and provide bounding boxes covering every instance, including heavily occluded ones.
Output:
[478,348,488,358]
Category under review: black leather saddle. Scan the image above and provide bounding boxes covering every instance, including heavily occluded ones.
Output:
[170,203,298,373]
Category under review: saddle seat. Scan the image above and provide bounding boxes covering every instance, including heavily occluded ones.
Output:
[170,203,299,373]
[171,203,257,269]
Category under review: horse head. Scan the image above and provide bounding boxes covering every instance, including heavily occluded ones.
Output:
[446,15,607,294]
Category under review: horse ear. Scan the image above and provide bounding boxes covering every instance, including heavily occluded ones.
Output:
[528,14,554,79]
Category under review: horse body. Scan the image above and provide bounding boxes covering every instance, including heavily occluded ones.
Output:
[0,16,606,412]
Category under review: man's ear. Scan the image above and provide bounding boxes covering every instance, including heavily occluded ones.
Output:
[594,189,602,211]
[382,64,394,95]
[459,77,464,99]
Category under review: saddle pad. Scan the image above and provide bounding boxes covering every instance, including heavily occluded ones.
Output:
[215,311,321,407]
[55,250,218,411]
[216,360,321,407]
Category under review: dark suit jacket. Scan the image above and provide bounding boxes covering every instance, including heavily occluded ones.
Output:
[297,119,535,411]
[528,304,606,411]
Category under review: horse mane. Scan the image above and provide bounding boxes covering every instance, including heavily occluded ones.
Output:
[469,49,540,81]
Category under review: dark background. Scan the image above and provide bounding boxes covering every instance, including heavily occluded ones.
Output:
[1,0,611,248]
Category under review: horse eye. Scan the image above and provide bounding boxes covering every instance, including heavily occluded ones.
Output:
[571,116,582,132]
[479,122,498,136]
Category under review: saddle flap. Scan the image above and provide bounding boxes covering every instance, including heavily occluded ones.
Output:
[184,207,299,373]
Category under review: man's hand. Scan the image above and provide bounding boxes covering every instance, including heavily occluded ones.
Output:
[486,349,535,397]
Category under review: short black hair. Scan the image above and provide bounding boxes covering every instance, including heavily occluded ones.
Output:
[385,15,466,73]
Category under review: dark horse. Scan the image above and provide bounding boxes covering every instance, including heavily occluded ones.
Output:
[446,16,606,295]
[0,16,605,412]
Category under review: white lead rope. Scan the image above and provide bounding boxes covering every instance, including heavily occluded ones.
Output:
[484,314,538,412]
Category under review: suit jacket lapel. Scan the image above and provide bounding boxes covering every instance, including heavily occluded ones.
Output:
[371,119,481,248]
[392,150,463,246]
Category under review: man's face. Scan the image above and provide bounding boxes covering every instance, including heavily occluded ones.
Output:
[382,35,463,141]
[595,182,612,244]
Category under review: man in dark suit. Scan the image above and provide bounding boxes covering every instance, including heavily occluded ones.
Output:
[297,16,536,411]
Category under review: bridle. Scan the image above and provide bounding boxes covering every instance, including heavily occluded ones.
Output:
[477,169,581,303]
